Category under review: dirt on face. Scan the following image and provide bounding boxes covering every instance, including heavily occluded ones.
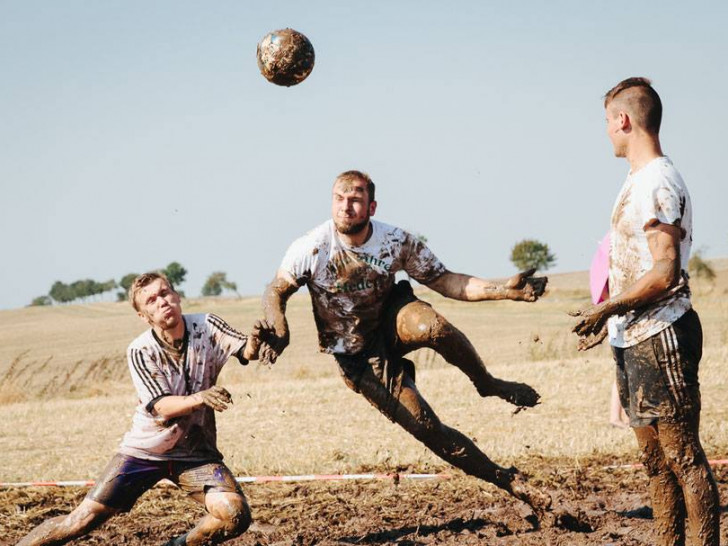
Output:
[4,457,727,545]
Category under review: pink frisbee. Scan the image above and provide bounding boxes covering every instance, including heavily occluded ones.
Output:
[589,232,610,304]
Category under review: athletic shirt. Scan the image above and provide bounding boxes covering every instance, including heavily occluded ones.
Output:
[607,156,693,348]
[280,219,447,355]
[119,313,247,461]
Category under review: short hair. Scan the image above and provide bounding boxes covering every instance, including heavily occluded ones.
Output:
[335,170,376,203]
[603,77,662,134]
[129,272,174,311]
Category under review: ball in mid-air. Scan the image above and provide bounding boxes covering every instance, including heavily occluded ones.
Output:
[256,28,315,87]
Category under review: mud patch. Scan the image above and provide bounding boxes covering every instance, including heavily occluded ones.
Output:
[3,457,727,545]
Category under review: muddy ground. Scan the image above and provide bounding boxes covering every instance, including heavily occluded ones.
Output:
[3,457,727,545]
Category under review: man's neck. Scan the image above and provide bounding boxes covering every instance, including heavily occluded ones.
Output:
[154,320,186,349]
[337,221,373,247]
[626,135,663,174]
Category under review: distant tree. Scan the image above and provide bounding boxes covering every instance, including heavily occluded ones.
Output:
[689,248,716,283]
[163,262,187,288]
[29,295,52,306]
[510,239,556,271]
[49,281,75,303]
[201,272,239,297]
[117,272,139,302]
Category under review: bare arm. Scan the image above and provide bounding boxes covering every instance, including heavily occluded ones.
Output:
[426,268,547,302]
[153,386,233,420]
[261,270,300,363]
[572,223,682,349]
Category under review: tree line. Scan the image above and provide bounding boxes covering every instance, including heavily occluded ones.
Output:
[29,262,240,306]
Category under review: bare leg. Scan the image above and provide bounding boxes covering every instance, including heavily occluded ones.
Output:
[17,499,118,546]
[394,300,540,407]
[355,367,551,514]
[609,381,630,428]
[634,425,687,546]
[658,419,720,546]
[164,491,251,546]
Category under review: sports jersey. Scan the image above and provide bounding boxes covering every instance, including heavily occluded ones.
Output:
[119,313,247,461]
[608,156,693,348]
[280,219,446,354]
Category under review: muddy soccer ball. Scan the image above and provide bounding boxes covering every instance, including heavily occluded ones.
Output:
[256,28,315,87]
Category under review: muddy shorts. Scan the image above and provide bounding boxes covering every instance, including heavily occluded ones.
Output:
[334,280,421,420]
[86,453,243,511]
[613,308,702,428]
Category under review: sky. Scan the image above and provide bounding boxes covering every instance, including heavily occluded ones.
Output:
[1,1,727,310]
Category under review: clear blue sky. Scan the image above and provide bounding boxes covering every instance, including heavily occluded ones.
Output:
[1,1,726,309]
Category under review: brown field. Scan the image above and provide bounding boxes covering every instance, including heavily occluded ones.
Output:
[1,263,727,545]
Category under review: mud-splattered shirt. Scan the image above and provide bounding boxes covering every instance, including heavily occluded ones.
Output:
[280,219,447,354]
[119,314,247,461]
[608,156,693,348]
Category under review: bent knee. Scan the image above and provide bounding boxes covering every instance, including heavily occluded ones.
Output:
[396,303,453,344]
[208,494,251,536]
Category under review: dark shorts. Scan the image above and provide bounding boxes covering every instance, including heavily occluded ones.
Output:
[86,453,243,511]
[613,308,702,428]
[334,280,420,419]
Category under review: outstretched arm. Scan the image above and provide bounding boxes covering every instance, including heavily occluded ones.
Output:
[572,223,682,350]
[261,270,300,364]
[426,268,547,302]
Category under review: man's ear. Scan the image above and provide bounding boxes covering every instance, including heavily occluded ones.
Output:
[619,111,631,132]
[369,200,377,217]
[137,311,153,326]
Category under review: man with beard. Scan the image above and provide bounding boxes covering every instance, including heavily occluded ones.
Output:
[18,272,272,546]
[260,170,551,515]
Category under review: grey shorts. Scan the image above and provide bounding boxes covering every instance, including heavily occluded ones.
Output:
[86,453,243,511]
[613,309,702,428]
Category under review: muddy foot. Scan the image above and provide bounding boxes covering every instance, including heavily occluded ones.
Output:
[507,470,552,516]
[478,378,541,408]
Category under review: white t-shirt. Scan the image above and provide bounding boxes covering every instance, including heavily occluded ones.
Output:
[607,156,693,348]
[280,219,447,354]
[119,313,247,461]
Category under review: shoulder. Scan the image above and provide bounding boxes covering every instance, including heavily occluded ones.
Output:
[127,329,154,355]
[371,220,410,243]
[286,220,332,253]
[642,157,687,194]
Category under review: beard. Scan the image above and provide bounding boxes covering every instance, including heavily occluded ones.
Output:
[334,216,370,235]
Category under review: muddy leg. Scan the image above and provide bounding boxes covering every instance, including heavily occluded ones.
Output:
[395,300,540,407]
[634,425,687,546]
[657,419,720,546]
[164,491,251,546]
[16,499,118,546]
[356,369,551,513]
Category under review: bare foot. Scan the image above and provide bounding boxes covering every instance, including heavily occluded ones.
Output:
[478,378,541,408]
[507,470,552,515]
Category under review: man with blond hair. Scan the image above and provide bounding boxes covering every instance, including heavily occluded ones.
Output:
[19,272,271,546]
[261,170,552,516]
[572,77,719,545]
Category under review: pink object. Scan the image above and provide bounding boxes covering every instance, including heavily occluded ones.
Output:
[589,232,610,304]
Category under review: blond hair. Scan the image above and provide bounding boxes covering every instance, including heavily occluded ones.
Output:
[128,272,174,311]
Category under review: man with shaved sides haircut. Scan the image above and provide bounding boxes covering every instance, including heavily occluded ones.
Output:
[572,78,719,545]
[260,170,552,517]
[18,272,273,546]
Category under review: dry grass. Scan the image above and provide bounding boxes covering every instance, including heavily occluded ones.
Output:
[1,262,727,483]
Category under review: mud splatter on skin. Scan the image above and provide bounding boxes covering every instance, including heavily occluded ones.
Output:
[634,418,720,546]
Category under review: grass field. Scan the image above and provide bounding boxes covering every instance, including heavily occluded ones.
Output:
[1,263,726,484]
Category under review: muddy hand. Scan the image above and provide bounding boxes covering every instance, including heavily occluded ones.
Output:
[196,386,233,412]
[577,324,608,351]
[569,305,609,338]
[258,341,278,367]
[505,268,548,302]
[245,319,276,361]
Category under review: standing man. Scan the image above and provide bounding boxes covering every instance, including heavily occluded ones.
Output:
[261,170,551,515]
[572,77,719,545]
[19,272,270,546]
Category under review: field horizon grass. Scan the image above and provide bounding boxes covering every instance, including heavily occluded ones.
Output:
[1,263,726,483]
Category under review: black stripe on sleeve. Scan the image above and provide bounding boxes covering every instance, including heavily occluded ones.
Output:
[207,314,248,341]
[131,349,165,400]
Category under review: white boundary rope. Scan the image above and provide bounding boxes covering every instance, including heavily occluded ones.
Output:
[0,473,450,489]
[3,459,726,488]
